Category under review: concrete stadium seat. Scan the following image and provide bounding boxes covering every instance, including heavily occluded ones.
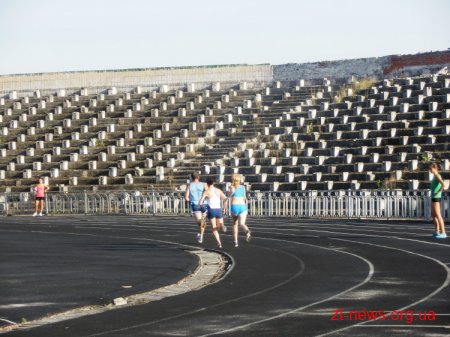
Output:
[1,74,449,192]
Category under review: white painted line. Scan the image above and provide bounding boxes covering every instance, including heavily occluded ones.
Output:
[0,303,57,309]
[2,217,446,337]
[81,244,307,337]
[268,226,450,249]
[0,319,16,326]
[19,225,372,337]
[195,238,375,337]
[358,325,450,328]
[0,230,232,335]
[315,237,450,337]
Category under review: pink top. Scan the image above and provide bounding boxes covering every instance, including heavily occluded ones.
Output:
[35,184,46,198]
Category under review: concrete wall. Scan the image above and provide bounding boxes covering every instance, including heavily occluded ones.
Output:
[274,57,390,82]
[383,51,450,75]
[0,64,273,95]
[274,51,450,82]
[1,51,449,95]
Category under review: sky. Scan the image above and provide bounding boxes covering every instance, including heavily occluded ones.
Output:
[0,0,449,75]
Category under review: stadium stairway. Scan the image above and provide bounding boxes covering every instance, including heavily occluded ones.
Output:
[0,75,449,193]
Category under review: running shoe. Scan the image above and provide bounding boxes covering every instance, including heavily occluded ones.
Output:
[234,241,239,247]
[245,231,251,243]
[32,212,37,216]
[197,234,203,243]
[435,233,447,239]
[432,232,439,238]
[39,213,43,216]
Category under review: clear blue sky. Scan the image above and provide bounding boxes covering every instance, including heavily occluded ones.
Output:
[0,0,449,75]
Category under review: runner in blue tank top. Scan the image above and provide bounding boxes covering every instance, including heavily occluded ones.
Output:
[226,174,251,247]
[184,172,207,243]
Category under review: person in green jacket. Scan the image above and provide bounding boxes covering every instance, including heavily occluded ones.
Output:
[430,162,446,238]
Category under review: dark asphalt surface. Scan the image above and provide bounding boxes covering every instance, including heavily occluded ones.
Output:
[1,215,449,337]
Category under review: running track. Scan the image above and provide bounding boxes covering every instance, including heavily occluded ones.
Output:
[1,216,449,337]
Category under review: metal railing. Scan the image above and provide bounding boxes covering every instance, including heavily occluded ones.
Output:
[246,192,437,219]
[0,190,449,220]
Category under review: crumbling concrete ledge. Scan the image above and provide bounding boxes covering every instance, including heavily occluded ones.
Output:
[0,249,231,334]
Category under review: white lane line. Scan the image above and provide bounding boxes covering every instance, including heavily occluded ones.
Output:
[38,224,445,250]
[0,229,234,334]
[81,244,307,337]
[245,217,426,230]
[290,223,431,235]
[73,224,436,252]
[5,216,434,241]
[194,217,439,238]
[0,319,16,326]
[3,219,447,251]
[8,216,430,232]
[0,303,57,309]
[358,325,450,328]
[1,217,442,331]
[247,218,430,230]
[315,237,450,337]
[195,239,375,337]
[250,221,436,236]
[90,224,429,237]
[65,220,432,244]
[257,226,450,249]
[1,228,309,337]
[10,250,229,333]
[226,227,450,336]
[1,226,374,337]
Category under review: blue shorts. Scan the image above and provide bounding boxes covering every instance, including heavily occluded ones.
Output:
[230,204,247,216]
[207,207,223,219]
[190,203,207,214]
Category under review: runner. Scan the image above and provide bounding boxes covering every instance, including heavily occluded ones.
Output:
[184,172,207,243]
[33,177,49,216]
[227,174,251,247]
[199,177,227,248]
[429,162,447,238]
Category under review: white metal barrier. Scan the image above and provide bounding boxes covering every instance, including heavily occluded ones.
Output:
[0,190,448,220]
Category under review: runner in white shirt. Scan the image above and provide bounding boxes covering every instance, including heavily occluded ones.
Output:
[199,177,227,248]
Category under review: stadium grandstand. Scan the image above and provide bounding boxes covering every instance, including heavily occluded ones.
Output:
[0,51,449,196]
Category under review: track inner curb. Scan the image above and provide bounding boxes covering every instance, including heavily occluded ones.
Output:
[0,249,230,334]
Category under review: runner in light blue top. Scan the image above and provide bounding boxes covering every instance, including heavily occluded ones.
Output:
[184,172,207,243]
[226,174,251,247]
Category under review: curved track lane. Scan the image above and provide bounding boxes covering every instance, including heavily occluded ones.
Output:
[1,216,449,337]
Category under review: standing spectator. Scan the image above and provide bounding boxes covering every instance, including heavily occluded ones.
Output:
[430,163,447,238]
[33,177,49,216]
